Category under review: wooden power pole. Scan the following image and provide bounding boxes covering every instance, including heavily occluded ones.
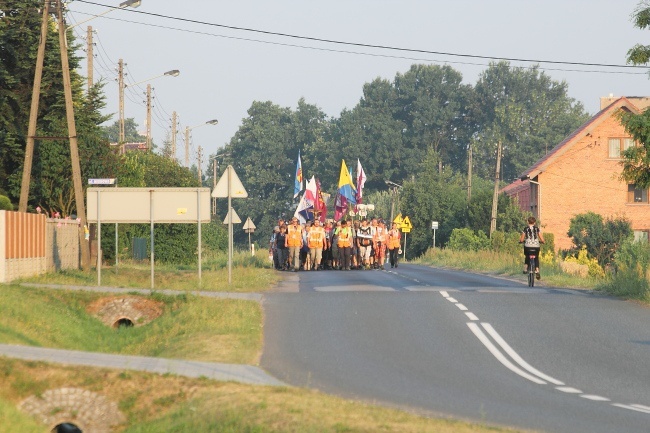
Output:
[489,141,502,237]
[19,0,91,271]
[87,26,93,92]
[146,84,152,150]
[467,144,473,202]
[171,111,177,159]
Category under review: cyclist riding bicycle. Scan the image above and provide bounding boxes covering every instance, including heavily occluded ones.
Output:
[519,216,545,280]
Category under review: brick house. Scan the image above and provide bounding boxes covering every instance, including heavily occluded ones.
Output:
[502,96,650,251]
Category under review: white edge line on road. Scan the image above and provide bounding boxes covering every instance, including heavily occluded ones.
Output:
[580,395,610,402]
[480,323,565,386]
[632,404,650,411]
[456,303,468,311]
[467,323,547,385]
[556,386,582,394]
[465,312,479,321]
[612,404,650,414]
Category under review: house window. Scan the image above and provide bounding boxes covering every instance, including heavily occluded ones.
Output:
[608,138,635,158]
[628,184,649,203]
[633,230,649,243]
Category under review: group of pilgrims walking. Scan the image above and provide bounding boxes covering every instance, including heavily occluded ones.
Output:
[269,216,402,272]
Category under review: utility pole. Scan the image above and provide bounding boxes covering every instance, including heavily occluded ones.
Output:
[467,144,473,202]
[212,159,217,215]
[146,83,152,150]
[19,0,50,213]
[171,111,177,159]
[86,26,93,92]
[56,0,91,271]
[489,140,502,238]
[197,146,203,185]
[184,126,190,167]
[118,58,125,147]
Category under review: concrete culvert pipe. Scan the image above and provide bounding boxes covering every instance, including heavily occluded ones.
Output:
[52,423,82,433]
[114,317,134,328]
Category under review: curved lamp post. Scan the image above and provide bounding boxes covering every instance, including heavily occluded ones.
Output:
[184,119,219,167]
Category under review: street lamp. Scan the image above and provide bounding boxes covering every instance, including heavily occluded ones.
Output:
[184,119,219,167]
[67,0,142,29]
[385,180,402,224]
[118,67,180,148]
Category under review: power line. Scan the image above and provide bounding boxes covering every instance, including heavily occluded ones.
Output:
[73,0,649,72]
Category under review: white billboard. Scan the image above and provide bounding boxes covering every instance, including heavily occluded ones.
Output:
[87,187,211,223]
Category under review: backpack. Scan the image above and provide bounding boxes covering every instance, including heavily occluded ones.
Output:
[523,226,541,248]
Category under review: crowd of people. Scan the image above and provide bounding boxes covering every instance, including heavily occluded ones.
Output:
[269,216,402,272]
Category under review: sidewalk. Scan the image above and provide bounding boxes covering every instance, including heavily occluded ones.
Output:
[0,344,285,386]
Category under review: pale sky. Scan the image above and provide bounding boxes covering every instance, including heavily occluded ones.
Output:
[66,0,650,171]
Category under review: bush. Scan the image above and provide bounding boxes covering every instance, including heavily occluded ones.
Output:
[490,230,521,255]
[0,195,13,211]
[598,239,650,300]
[564,246,605,278]
[447,228,491,251]
[567,212,633,267]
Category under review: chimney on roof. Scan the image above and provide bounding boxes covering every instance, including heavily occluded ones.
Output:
[600,94,618,110]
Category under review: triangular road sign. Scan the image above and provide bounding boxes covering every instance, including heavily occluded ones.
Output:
[212,165,248,198]
[223,207,242,224]
[242,217,256,230]
[402,216,413,229]
[393,213,404,226]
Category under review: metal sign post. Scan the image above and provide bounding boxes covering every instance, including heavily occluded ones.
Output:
[432,221,439,249]
[243,217,256,256]
[401,216,412,260]
[212,165,248,285]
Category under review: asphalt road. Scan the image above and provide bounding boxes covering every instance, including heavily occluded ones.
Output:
[260,264,650,433]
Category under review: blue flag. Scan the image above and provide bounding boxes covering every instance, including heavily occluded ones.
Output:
[294,150,303,199]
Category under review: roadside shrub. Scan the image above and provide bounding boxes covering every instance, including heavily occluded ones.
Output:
[0,195,12,211]
[567,212,633,267]
[598,239,650,299]
[490,231,520,255]
[447,228,490,251]
[564,246,605,278]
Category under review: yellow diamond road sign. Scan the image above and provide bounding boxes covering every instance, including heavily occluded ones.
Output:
[393,213,404,228]
[401,216,413,233]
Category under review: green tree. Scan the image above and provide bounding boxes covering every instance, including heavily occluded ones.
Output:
[615,3,650,188]
[399,149,468,257]
[393,64,473,175]
[471,62,589,181]
[102,117,146,143]
[216,100,300,246]
[0,1,118,214]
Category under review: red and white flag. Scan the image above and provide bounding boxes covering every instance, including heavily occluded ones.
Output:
[356,159,366,206]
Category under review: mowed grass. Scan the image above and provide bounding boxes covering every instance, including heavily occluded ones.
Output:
[20,250,280,293]
[416,248,600,289]
[0,359,527,433]
[0,285,262,364]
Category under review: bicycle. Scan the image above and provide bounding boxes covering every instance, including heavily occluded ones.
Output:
[526,251,538,287]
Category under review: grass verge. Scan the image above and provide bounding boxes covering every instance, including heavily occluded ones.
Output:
[416,248,601,289]
[0,359,527,433]
[0,285,261,364]
[19,250,280,293]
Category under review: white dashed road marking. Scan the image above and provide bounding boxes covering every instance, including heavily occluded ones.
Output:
[438,290,649,416]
